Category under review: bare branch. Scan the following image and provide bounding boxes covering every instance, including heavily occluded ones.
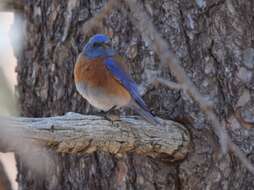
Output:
[0,113,190,161]
[156,78,184,91]
[228,140,254,174]
[122,0,254,174]
[0,0,24,11]
[81,0,119,36]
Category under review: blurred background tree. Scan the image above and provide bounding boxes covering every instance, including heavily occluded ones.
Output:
[0,11,18,190]
[0,160,12,190]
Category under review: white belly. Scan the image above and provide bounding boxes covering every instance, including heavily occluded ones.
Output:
[75,82,130,111]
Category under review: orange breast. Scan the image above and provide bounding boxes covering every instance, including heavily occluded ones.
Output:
[74,54,131,100]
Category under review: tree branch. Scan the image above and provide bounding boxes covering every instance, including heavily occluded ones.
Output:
[122,0,254,174]
[81,0,119,36]
[0,113,190,161]
[0,0,24,11]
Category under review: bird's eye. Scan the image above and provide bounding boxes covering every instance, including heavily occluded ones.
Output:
[100,42,111,49]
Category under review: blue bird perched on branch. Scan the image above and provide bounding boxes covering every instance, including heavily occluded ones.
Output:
[74,34,159,126]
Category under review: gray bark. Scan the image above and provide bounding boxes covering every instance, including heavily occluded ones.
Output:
[0,113,189,160]
[8,0,254,189]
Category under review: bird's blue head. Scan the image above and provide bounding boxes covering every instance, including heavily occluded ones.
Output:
[82,34,116,59]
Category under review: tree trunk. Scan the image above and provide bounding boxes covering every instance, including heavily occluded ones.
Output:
[12,0,254,189]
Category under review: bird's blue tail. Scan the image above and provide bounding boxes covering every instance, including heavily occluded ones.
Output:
[129,100,160,126]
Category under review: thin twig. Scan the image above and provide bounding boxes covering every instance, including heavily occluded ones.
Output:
[156,78,184,91]
[82,0,118,36]
[139,78,182,96]
[77,0,254,175]
[0,0,24,11]
[122,0,254,174]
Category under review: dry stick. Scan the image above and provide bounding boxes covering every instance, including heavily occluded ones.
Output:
[156,78,184,91]
[82,0,118,36]
[123,0,228,151]
[0,114,190,161]
[0,0,24,11]
[80,0,254,174]
[122,0,254,174]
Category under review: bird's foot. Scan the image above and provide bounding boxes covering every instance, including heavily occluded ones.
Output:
[99,105,122,126]
[104,113,121,126]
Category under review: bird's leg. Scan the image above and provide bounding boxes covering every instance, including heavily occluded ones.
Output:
[103,105,121,123]
[106,105,117,114]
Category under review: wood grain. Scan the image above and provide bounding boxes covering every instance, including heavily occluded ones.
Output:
[0,113,190,161]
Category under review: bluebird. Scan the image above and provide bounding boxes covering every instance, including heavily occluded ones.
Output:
[74,34,159,126]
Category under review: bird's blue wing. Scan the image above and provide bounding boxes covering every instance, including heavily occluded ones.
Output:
[104,57,148,111]
[104,57,160,126]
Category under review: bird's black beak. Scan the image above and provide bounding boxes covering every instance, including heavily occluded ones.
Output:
[102,42,111,48]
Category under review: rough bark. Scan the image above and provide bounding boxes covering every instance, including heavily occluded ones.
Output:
[10,0,254,189]
[0,113,189,160]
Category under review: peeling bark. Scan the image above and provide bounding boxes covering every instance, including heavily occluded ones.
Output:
[0,113,190,160]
